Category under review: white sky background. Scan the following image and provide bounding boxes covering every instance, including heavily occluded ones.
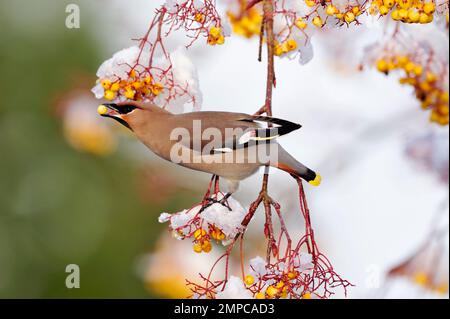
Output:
[90,0,449,298]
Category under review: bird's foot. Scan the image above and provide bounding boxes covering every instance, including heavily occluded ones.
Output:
[204,193,232,211]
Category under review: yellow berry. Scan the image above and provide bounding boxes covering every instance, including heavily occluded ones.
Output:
[326,5,337,15]
[419,13,431,24]
[305,0,316,7]
[388,61,397,71]
[312,16,323,28]
[345,12,356,23]
[379,5,389,15]
[129,69,137,78]
[303,292,312,299]
[194,228,207,240]
[97,104,108,115]
[266,286,279,298]
[215,229,226,240]
[202,241,212,253]
[132,81,143,90]
[216,34,225,45]
[408,9,420,23]
[193,243,203,253]
[287,271,297,280]
[276,281,285,289]
[101,79,112,90]
[295,18,308,29]
[398,0,412,9]
[397,55,409,66]
[413,272,429,286]
[104,90,116,101]
[110,82,120,92]
[398,8,408,20]
[383,0,395,8]
[420,81,432,92]
[391,9,401,20]
[352,6,361,15]
[244,275,255,285]
[209,26,221,38]
[440,92,449,103]
[423,2,436,15]
[144,75,153,84]
[255,292,265,299]
[274,44,284,56]
[413,65,423,76]
[123,88,135,99]
[151,83,164,96]
[438,104,449,116]
[194,13,205,23]
[286,39,298,51]
[376,59,389,73]
[404,62,415,73]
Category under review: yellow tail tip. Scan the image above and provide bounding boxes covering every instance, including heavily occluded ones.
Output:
[97,104,108,115]
[308,174,322,186]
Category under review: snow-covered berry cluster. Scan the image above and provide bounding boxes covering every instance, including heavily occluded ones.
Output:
[366,26,449,125]
[92,46,202,113]
[159,192,247,254]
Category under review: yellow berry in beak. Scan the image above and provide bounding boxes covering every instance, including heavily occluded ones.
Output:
[97,104,108,116]
[309,174,322,187]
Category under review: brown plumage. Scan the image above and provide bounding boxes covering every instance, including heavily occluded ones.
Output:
[98,101,321,193]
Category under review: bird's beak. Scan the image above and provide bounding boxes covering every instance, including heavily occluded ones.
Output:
[97,103,132,130]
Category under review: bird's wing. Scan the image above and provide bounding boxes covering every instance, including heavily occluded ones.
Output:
[170,112,301,154]
[240,115,302,143]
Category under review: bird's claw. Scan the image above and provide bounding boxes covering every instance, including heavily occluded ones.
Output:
[204,194,232,211]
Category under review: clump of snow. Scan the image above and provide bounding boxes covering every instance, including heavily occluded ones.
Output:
[158,212,172,223]
[282,0,314,17]
[298,40,314,65]
[92,46,202,113]
[333,0,359,12]
[249,256,267,278]
[272,0,317,65]
[158,193,246,243]
[216,276,253,299]
[159,47,203,113]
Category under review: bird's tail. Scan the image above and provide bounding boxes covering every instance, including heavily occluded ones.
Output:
[271,145,321,186]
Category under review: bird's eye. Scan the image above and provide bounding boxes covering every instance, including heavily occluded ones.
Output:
[118,105,137,114]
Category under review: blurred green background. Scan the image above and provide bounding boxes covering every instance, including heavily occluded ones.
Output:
[0,0,198,298]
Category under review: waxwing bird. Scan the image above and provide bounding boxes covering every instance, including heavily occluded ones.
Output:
[97,102,321,194]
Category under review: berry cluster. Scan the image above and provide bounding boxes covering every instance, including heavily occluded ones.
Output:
[185,179,351,299]
[100,70,164,102]
[227,0,263,38]
[370,0,437,23]
[376,55,449,125]
[274,39,298,56]
[324,2,363,24]
[246,267,313,299]
[163,0,228,47]
[192,226,226,254]
[207,26,226,45]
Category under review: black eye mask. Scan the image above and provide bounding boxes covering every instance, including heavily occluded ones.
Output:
[118,105,137,114]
